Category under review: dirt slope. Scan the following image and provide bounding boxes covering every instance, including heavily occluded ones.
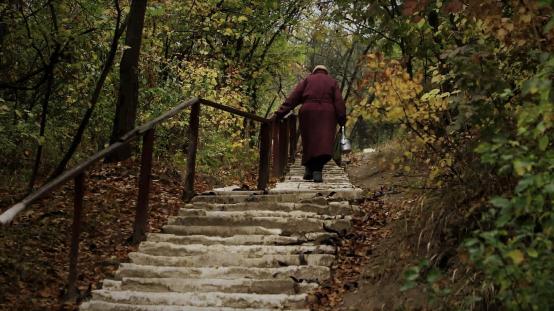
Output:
[310,147,433,310]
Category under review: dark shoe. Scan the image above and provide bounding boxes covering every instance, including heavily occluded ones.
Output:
[303,167,313,180]
[313,171,323,183]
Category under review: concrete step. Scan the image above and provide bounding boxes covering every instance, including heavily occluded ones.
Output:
[103,280,122,290]
[167,216,351,234]
[90,290,308,309]
[191,192,359,204]
[80,159,358,311]
[81,301,308,311]
[128,252,335,268]
[138,242,336,257]
[288,169,346,174]
[288,171,345,175]
[266,190,362,200]
[186,201,354,216]
[117,277,317,294]
[177,209,348,220]
[162,225,282,237]
[273,182,356,188]
[116,264,331,281]
[289,166,344,171]
[147,233,301,245]
[285,176,350,182]
[149,232,338,245]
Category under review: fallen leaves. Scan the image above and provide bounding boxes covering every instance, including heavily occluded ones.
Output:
[0,158,251,310]
[308,198,391,310]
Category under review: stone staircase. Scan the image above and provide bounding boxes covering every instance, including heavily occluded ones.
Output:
[80,161,362,311]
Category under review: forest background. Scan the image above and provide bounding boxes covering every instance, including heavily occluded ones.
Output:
[1,0,553,310]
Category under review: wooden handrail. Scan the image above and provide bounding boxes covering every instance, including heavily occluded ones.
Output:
[199,98,270,123]
[0,96,297,301]
[0,97,277,224]
[0,97,198,224]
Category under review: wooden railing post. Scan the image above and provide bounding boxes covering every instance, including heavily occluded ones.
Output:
[279,119,289,176]
[288,115,297,163]
[257,121,271,190]
[65,172,85,301]
[271,118,280,177]
[183,101,200,201]
[132,128,155,244]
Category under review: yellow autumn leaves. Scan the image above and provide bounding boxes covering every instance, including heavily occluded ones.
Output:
[352,53,456,185]
[356,54,448,127]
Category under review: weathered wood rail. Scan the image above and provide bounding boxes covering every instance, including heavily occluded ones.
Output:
[0,97,298,300]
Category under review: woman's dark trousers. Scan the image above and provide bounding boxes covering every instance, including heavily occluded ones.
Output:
[304,155,331,182]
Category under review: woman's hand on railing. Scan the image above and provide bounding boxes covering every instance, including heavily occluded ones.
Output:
[273,110,294,122]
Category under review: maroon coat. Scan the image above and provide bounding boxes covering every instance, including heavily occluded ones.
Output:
[276,71,346,165]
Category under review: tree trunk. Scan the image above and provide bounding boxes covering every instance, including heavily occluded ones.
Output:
[27,64,55,193]
[106,0,148,162]
[343,41,373,103]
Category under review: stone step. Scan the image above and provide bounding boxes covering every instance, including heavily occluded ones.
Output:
[177,209,348,220]
[273,182,355,188]
[103,280,122,290]
[90,290,308,309]
[168,213,349,226]
[287,176,347,180]
[266,190,362,200]
[128,252,335,268]
[147,233,301,245]
[167,216,351,234]
[149,232,338,245]
[289,169,345,174]
[116,264,330,281]
[289,166,345,171]
[163,225,282,237]
[271,186,354,191]
[289,168,344,172]
[79,159,357,311]
[186,201,354,215]
[191,192,359,204]
[286,181,349,185]
[117,277,317,295]
[288,170,344,175]
[285,176,350,182]
[138,242,336,257]
[81,301,308,311]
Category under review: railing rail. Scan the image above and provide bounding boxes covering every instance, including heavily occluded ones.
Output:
[0,96,298,300]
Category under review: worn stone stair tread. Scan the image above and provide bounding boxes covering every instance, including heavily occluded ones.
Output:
[147,232,337,245]
[80,300,308,311]
[146,233,302,245]
[190,191,360,204]
[167,215,351,233]
[162,225,282,236]
[90,290,308,308]
[118,277,318,294]
[178,209,346,220]
[186,201,354,215]
[273,184,356,190]
[138,242,336,256]
[80,160,359,310]
[116,264,330,281]
[102,279,122,290]
[128,252,335,267]
[275,189,359,195]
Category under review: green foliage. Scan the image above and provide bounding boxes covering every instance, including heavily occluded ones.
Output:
[335,0,553,308]
[468,53,554,310]
[401,259,450,306]
[0,0,310,190]
[2,0,551,307]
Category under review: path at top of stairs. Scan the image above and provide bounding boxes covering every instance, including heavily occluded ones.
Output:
[80,161,362,311]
